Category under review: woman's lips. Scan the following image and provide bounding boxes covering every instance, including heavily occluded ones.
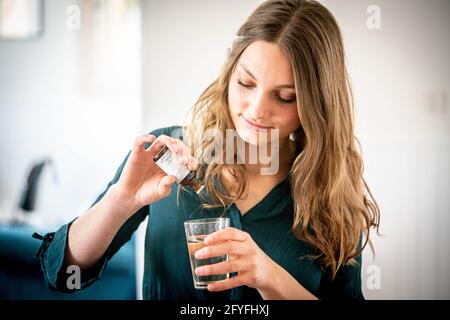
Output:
[240,115,272,131]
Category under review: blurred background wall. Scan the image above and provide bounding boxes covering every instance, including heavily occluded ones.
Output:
[0,0,448,299]
[320,0,450,299]
[0,0,142,227]
[0,0,142,299]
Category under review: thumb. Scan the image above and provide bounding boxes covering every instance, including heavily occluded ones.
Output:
[157,175,177,197]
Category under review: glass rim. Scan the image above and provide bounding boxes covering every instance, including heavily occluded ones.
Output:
[184,217,230,225]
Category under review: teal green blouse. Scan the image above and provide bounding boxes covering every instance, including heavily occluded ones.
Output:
[34,125,364,300]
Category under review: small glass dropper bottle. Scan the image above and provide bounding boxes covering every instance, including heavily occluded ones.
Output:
[153,145,204,195]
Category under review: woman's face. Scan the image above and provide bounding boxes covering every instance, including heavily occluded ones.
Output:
[228,40,301,146]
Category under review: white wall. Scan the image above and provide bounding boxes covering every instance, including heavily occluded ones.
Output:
[320,0,450,299]
[141,0,449,299]
[0,0,142,228]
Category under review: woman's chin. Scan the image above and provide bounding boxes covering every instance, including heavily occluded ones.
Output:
[236,127,271,146]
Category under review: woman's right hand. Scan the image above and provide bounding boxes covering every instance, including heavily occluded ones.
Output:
[111,133,198,217]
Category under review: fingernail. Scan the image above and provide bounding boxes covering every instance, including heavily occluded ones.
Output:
[189,161,198,168]
[195,267,204,275]
[195,249,204,259]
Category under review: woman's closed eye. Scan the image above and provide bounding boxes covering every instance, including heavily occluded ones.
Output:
[275,94,296,104]
[237,79,254,89]
[237,79,296,104]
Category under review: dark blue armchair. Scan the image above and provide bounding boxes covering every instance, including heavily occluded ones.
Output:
[0,224,136,300]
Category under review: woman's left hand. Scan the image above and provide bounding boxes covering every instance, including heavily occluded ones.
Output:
[194,227,277,292]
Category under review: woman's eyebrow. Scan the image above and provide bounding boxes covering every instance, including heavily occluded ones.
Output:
[238,63,295,90]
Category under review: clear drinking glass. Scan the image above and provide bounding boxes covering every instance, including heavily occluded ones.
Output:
[184,217,230,289]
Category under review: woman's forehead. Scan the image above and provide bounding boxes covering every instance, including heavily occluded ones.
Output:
[236,40,294,87]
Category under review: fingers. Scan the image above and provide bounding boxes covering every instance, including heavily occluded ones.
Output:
[156,174,177,197]
[165,138,198,170]
[195,241,246,260]
[186,156,199,171]
[143,134,169,157]
[195,259,246,277]
[133,134,156,153]
[207,275,247,292]
[204,228,249,245]
[147,135,199,171]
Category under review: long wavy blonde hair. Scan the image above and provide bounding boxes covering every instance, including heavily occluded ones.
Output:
[183,0,380,279]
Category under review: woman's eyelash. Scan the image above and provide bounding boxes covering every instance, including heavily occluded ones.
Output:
[276,95,296,104]
[237,79,296,104]
[237,80,253,88]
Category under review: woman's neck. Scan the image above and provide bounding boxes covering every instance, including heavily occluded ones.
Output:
[221,137,297,199]
[241,138,296,178]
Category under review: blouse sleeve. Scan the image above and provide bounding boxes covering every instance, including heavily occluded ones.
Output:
[33,126,177,292]
[316,252,365,300]
[33,150,148,292]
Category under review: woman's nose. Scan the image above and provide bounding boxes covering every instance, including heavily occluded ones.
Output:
[247,91,271,120]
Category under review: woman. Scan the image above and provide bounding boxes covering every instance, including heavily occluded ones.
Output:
[35,0,380,300]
